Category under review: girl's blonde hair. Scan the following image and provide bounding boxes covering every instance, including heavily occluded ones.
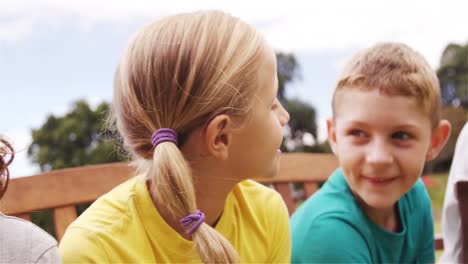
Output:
[0,137,14,199]
[109,10,266,263]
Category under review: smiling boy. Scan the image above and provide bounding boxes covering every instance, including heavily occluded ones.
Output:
[291,42,451,263]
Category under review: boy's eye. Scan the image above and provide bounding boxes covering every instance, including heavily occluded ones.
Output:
[349,129,366,137]
[392,131,411,140]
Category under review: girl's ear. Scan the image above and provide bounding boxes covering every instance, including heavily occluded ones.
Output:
[426,120,451,161]
[327,118,338,155]
[204,115,233,160]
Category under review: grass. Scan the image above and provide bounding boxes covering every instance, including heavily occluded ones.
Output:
[424,172,449,261]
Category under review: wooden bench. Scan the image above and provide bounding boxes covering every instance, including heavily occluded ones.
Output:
[0,153,443,250]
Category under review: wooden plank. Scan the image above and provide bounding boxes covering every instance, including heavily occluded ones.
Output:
[53,205,78,242]
[254,153,338,183]
[15,213,31,221]
[0,154,337,216]
[274,183,295,215]
[456,181,468,262]
[0,162,133,215]
[0,152,444,252]
[304,182,320,198]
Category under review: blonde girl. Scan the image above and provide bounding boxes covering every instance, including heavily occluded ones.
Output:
[59,10,291,263]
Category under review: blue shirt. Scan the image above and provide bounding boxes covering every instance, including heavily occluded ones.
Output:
[291,169,435,263]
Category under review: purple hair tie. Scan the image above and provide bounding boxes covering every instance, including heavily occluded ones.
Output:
[151,128,178,147]
[180,210,205,234]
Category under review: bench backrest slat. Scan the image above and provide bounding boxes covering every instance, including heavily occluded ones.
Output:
[0,153,446,252]
[0,163,133,215]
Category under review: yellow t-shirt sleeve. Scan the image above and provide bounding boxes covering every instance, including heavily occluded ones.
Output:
[59,227,109,263]
[267,192,292,263]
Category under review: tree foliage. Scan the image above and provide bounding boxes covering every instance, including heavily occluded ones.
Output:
[28,100,125,172]
[282,99,317,141]
[425,41,468,173]
[437,42,468,109]
[27,100,125,235]
[276,53,322,152]
[277,52,301,99]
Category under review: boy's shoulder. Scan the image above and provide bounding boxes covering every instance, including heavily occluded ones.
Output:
[291,169,362,225]
[291,169,430,228]
[400,178,431,215]
[291,170,432,263]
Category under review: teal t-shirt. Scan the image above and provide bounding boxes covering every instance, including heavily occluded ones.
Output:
[291,169,435,263]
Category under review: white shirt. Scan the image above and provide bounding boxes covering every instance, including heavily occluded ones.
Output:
[0,213,61,263]
[440,122,468,263]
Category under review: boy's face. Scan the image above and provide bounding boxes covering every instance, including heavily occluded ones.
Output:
[327,89,435,210]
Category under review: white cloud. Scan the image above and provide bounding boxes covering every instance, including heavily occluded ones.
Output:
[0,16,35,42]
[262,1,468,67]
[1,0,467,66]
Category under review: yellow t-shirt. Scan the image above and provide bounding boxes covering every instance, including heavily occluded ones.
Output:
[59,176,291,263]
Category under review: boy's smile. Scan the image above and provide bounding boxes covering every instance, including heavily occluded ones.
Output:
[361,175,398,186]
[327,89,434,211]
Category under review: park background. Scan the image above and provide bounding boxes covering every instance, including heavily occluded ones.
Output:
[0,0,467,256]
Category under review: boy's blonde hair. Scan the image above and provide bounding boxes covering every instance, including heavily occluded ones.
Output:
[332,42,441,130]
[109,10,267,263]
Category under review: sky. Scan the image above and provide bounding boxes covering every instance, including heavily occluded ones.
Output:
[1,0,467,177]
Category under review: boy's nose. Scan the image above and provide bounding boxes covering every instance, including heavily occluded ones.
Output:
[366,139,394,165]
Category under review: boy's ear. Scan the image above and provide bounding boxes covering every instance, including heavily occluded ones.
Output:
[426,120,451,161]
[204,114,233,160]
[327,119,338,155]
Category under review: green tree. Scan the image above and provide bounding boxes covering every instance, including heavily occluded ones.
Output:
[277,52,301,99]
[437,42,468,109]
[27,100,125,236]
[276,53,322,152]
[28,100,124,171]
[426,41,468,173]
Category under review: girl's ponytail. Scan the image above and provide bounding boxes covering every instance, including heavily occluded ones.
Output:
[149,129,238,263]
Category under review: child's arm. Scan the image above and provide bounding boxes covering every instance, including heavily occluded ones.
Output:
[291,215,371,263]
[440,123,468,263]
